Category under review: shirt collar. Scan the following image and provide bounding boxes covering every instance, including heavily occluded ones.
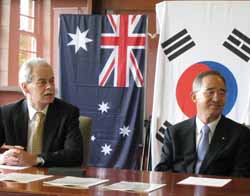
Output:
[27,99,49,120]
[196,115,221,135]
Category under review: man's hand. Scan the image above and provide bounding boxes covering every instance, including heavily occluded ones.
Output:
[1,145,24,150]
[15,150,38,166]
[1,149,37,166]
[1,149,20,165]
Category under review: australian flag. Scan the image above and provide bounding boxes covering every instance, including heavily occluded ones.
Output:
[59,14,147,169]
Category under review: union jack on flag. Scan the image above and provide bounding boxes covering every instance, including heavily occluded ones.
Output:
[99,15,146,87]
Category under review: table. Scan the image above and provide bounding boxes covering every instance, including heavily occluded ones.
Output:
[0,167,250,196]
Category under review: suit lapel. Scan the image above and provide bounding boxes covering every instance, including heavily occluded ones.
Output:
[200,116,229,172]
[42,100,60,152]
[183,118,197,173]
[14,100,28,148]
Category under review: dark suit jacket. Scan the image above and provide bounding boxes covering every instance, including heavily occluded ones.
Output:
[0,98,83,167]
[155,116,250,177]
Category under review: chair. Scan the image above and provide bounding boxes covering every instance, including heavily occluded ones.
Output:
[79,116,92,168]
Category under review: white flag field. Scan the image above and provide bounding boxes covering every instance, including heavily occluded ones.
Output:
[150,1,250,169]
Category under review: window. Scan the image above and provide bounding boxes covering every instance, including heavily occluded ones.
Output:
[19,0,38,65]
[6,0,42,85]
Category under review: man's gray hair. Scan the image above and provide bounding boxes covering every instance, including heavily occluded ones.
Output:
[18,57,50,85]
[192,70,226,92]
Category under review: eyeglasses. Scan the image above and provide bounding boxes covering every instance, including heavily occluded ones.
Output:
[33,78,55,87]
[199,88,227,98]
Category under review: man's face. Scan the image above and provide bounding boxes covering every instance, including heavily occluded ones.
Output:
[22,65,55,110]
[192,75,226,123]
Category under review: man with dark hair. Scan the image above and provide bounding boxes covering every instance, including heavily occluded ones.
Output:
[155,70,250,177]
[0,57,83,167]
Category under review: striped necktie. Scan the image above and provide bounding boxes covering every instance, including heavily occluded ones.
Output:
[32,112,45,154]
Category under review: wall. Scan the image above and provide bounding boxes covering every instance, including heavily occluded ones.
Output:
[0,0,10,86]
[0,87,24,105]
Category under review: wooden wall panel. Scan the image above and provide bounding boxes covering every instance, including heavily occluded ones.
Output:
[93,0,161,12]
[0,91,24,105]
[51,0,86,8]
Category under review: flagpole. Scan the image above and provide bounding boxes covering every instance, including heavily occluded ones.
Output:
[140,16,149,171]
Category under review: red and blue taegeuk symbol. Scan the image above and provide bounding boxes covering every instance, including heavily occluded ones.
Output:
[176,61,238,118]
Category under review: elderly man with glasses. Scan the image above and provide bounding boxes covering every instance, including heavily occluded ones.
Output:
[0,57,83,167]
[155,70,250,177]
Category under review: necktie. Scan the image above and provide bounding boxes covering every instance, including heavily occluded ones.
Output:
[195,125,210,173]
[32,112,45,154]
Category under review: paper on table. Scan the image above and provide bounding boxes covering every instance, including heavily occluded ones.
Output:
[43,176,109,189]
[103,181,166,193]
[0,165,30,170]
[177,176,231,187]
[0,173,52,183]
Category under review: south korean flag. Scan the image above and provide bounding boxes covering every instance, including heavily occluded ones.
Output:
[151,1,250,169]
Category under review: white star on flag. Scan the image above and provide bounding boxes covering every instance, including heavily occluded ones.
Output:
[67,26,93,53]
[119,125,131,137]
[98,101,110,114]
[101,144,112,156]
[91,135,96,141]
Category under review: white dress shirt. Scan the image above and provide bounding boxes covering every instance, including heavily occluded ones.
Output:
[26,100,48,153]
[195,115,221,149]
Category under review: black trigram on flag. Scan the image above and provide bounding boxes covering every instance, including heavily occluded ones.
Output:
[161,29,195,61]
[223,28,250,62]
[156,120,172,143]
